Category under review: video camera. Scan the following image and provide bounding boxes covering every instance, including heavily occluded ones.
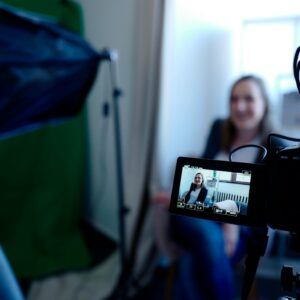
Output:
[169,133,300,232]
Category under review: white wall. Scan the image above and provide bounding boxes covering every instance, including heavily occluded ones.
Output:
[156,0,241,190]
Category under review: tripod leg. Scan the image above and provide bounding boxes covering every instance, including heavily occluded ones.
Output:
[241,227,269,300]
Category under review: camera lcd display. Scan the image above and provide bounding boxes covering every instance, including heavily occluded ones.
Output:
[169,157,267,227]
[176,164,251,217]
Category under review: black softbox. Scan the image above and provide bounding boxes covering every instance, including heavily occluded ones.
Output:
[0,3,101,138]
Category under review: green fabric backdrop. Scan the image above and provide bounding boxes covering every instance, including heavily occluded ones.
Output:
[0,0,92,278]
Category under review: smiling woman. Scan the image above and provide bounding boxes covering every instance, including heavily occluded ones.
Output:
[152,74,274,300]
[182,172,208,205]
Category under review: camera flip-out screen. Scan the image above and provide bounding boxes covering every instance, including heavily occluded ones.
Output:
[169,157,267,227]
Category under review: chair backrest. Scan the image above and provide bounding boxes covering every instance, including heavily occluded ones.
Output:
[0,246,24,300]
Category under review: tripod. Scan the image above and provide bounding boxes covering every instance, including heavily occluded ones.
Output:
[280,265,300,300]
[242,230,300,300]
[241,226,269,300]
[279,233,300,300]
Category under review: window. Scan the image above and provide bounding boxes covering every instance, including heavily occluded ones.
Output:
[240,17,300,131]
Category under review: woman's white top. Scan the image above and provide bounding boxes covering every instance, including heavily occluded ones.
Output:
[187,187,201,204]
[214,137,261,163]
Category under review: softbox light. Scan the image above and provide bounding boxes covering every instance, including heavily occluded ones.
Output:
[0,4,101,138]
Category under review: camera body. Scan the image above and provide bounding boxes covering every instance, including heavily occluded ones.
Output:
[169,134,300,232]
[267,146,300,232]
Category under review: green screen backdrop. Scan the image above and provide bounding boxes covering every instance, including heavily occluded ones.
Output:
[0,0,92,278]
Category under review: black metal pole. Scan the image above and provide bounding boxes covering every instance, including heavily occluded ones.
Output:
[242,226,269,300]
[98,48,127,274]
[108,55,127,272]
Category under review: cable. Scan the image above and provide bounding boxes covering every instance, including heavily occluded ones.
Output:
[229,144,267,163]
[293,46,300,94]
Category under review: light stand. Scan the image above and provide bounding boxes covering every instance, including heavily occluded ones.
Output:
[99,48,128,273]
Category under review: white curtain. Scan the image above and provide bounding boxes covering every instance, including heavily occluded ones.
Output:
[123,0,166,284]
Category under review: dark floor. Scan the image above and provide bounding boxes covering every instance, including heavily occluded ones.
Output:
[130,267,296,300]
[129,231,300,300]
[130,255,300,300]
[255,277,291,300]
